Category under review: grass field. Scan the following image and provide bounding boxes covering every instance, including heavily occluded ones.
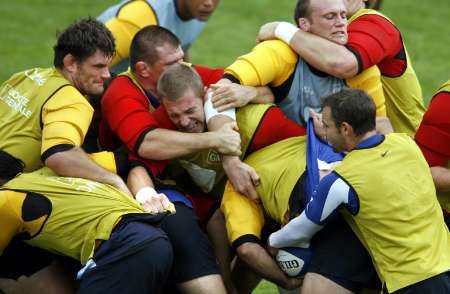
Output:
[1,0,449,102]
[0,1,448,292]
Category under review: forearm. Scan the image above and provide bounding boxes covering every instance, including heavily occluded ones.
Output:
[430,166,450,192]
[268,213,322,248]
[138,128,218,160]
[290,30,358,78]
[252,86,275,104]
[44,146,124,188]
[127,166,155,196]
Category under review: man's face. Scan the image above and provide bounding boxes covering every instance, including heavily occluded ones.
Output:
[163,88,205,133]
[186,0,220,21]
[302,0,348,45]
[322,106,346,152]
[149,44,184,86]
[72,50,111,96]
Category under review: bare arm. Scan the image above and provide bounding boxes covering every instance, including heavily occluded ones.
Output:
[257,22,358,79]
[138,123,241,160]
[210,82,275,111]
[44,146,131,195]
[430,166,450,192]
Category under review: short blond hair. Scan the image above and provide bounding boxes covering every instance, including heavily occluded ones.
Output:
[157,63,204,101]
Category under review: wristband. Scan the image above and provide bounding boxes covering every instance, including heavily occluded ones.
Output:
[204,91,236,123]
[274,22,299,44]
[135,186,158,204]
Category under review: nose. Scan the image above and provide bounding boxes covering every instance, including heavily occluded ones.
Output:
[202,0,213,8]
[102,67,111,80]
[336,14,347,27]
[179,116,190,128]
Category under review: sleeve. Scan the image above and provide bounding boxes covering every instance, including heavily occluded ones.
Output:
[415,91,450,166]
[224,40,298,87]
[268,173,359,248]
[346,65,386,116]
[347,14,402,72]
[41,86,94,156]
[101,77,160,153]
[248,107,306,153]
[128,153,168,179]
[192,65,224,86]
[104,1,158,66]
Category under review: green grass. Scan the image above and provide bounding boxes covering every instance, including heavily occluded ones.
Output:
[0,1,448,292]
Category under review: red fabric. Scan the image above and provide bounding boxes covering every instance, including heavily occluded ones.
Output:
[128,153,168,179]
[192,65,224,87]
[415,92,450,166]
[347,14,405,76]
[248,107,306,153]
[100,76,159,152]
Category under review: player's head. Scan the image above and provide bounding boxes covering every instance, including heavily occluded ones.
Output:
[321,89,376,152]
[130,26,184,87]
[0,150,24,185]
[177,0,220,21]
[53,17,115,96]
[294,0,347,45]
[158,63,206,133]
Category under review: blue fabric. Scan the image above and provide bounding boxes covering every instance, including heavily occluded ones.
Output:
[145,90,160,108]
[158,189,193,208]
[355,134,384,149]
[304,119,344,204]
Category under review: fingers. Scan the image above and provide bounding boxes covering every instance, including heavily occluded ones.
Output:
[143,193,174,214]
[249,168,260,187]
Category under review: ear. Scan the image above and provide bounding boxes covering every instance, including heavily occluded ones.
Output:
[340,122,354,136]
[63,54,77,73]
[135,61,150,78]
[298,18,310,31]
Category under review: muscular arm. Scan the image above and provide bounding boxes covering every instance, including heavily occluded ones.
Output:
[257,14,402,79]
[41,87,130,195]
[138,126,240,159]
[286,30,358,79]
[44,146,131,195]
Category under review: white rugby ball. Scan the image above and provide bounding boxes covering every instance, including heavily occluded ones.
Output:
[276,246,312,277]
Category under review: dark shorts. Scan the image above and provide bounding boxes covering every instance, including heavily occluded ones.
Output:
[161,202,219,284]
[0,238,53,279]
[308,215,380,292]
[385,271,450,294]
[78,220,172,294]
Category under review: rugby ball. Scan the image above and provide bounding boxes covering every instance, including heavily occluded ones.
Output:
[276,246,312,277]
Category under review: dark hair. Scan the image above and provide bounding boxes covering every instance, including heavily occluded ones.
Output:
[130,25,180,71]
[321,89,376,136]
[53,17,115,68]
[0,150,24,183]
[294,0,311,26]
[157,63,203,101]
